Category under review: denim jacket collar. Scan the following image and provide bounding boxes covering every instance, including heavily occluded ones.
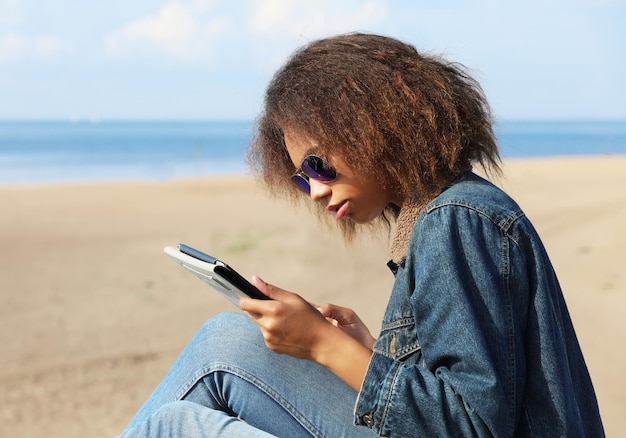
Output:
[388,196,425,265]
[388,171,474,265]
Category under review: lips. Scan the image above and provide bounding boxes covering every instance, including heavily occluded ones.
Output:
[329,200,349,220]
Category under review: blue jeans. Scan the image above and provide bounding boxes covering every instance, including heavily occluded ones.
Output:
[119,312,377,437]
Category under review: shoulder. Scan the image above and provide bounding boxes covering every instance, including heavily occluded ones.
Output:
[423,172,525,232]
[389,172,527,264]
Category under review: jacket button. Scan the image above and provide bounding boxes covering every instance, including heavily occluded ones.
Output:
[362,411,375,426]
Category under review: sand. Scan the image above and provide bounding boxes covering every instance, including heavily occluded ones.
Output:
[0,155,624,437]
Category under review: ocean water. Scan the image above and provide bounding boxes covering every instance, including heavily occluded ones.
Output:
[494,120,626,158]
[0,120,252,184]
[0,119,624,184]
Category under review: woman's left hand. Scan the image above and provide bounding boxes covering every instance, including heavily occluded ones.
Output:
[315,303,377,350]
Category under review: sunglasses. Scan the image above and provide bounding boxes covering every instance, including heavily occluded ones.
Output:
[290,155,337,194]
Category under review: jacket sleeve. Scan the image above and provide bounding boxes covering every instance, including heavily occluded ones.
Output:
[355,204,527,437]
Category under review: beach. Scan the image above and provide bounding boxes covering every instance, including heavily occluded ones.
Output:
[0,155,624,437]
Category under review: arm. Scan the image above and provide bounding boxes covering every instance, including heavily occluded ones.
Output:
[240,277,373,392]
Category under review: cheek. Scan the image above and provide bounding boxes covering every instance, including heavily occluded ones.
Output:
[367,187,393,213]
[352,192,389,223]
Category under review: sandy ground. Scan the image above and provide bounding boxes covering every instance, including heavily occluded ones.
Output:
[0,155,624,437]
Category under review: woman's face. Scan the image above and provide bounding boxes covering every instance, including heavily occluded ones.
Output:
[283,129,403,224]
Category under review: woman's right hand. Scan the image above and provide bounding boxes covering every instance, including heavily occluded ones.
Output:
[240,277,374,392]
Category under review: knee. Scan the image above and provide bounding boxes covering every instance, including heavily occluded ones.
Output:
[199,312,256,339]
[188,312,264,357]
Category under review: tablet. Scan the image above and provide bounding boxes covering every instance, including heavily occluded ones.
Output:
[164,244,269,305]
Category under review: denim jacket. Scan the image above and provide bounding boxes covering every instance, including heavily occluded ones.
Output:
[354,172,604,437]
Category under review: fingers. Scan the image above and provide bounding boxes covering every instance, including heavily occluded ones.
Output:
[317,303,358,323]
[251,275,270,296]
[251,276,292,300]
[240,276,299,315]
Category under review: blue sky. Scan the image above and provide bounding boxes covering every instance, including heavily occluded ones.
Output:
[1,0,624,121]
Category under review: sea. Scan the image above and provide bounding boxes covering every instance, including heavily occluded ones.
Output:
[0,119,625,185]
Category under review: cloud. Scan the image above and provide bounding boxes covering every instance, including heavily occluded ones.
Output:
[251,0,388,40]
[0,0,21,11]
[0,33,63,62]
[105,2,231,62]
[103,0,388,68]
[246,0,389,74]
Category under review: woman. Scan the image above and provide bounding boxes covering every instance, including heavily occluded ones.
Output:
[119,33,604,437]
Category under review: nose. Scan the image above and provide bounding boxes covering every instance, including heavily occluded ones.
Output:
[308,178,331,202]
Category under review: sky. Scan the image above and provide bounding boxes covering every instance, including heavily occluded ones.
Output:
[0,0,624,121]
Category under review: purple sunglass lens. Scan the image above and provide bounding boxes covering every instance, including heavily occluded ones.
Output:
[301,155,337,181]
[291,173,310,193]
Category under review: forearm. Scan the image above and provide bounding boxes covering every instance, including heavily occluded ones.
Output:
[312,324,373,392]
